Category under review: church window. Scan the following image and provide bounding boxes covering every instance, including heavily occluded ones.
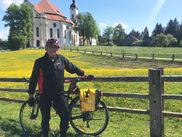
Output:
[64,30,67,39]
[57,29,60,38]
[50,28,53,37]
[69,31,72,40]
[53,23,56,28]
[36,40,40,47]
[36,27,39,37]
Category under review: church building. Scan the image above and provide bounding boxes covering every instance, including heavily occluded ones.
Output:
[24,0,79,48]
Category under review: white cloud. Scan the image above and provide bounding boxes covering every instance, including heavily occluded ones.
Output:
[0,0,23,10]
[99,22,108,30]
[99,21,129,34]
[112,22,128,29]
[0,28,9,40]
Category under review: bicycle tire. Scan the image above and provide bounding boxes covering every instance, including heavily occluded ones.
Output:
[69,96,109,136]
[19,101,42,136]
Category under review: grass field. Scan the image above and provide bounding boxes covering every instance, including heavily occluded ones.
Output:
[63,45,182,60]
[63,45,182,55]
[0,49,182,137]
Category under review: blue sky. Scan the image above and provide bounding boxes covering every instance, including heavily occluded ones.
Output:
[0,0,182,40]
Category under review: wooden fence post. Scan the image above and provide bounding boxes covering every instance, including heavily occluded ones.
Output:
[111,53,113,57]
[101,51,102,55]
[149,68,164,137]
[135,54,138,60]
[172,54,175,62]
[122,53,125,58]
[152,54,155,61]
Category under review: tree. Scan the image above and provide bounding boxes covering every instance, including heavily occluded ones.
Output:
[76,12,99,45]
[164,18,180,42]
[112,24,125,46]
[155,33,177,47]
[132,40,143,46]
[0,39,8,49]
[155,33,168,47]
[129,29,142,40]
[142,27,149,40]
[141,27,151,46]
[102,26,113,45]
[179,22,182,42]
[3,3,33,50]
[166,34,177,47]
[8,32,27,50]
[152,23,163,38]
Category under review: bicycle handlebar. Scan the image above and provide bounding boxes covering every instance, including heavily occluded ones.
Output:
[66,75,94,94]
[64,75,94,83]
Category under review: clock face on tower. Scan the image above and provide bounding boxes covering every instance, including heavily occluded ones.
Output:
[53,22,56,28]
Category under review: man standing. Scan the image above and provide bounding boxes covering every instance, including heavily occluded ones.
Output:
[28,38,85,137]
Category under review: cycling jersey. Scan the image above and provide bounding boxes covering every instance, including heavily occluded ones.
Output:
[28,53,84,95]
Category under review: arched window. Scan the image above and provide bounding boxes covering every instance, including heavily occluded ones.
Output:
[36,27,39,37]
[64,30,67,39]
[36,40,40,47]
[69,31,72,40]
[50,28,53,37]
[57,29,60,38]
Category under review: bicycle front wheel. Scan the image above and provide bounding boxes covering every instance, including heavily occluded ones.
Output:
[69,96,109,136]
[19,101,42,136]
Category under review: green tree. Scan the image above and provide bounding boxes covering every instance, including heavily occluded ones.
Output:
[3,3,33,50]
[76,12,99,45]
[179,22,182,43]
[164,18,180,43]
[102,26,113,45]
[0,39,8,49]
[129,29,142,40]
[112,24,125,46]
[132,40,143,46]
[155,33,168,47]
[141,27,152,46]
[8,32,27,50]
[166,34,177,47]
[152,23,163,38]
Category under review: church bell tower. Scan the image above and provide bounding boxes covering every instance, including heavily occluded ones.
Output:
[70,0,78,23]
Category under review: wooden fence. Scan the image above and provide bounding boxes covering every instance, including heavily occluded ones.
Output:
[62,48,182,62]
[0,68,182,137]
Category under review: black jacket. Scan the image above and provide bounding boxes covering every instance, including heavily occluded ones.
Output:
[28,53,84,95]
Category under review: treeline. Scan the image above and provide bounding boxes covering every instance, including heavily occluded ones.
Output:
[98,18,182,47]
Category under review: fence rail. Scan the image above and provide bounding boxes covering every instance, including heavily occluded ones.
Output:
[63,48,182,62]
[0,68,182,137]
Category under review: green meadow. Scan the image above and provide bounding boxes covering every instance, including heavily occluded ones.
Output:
[0,49,182,137]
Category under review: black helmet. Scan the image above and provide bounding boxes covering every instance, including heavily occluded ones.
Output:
[46,38,60,48]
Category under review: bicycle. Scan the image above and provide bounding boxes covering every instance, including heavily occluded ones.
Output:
[19,75,109,136]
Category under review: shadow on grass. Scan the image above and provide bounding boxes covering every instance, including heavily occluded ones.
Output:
[0,117,95,137]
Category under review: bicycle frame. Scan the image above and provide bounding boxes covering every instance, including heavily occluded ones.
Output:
[20,75,109,136]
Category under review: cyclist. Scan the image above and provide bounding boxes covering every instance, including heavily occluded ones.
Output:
[28,38,86,137]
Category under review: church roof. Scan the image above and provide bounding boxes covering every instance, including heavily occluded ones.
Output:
[33,0,74,25]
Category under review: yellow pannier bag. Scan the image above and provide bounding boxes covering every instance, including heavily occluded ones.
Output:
[80,89,96,112]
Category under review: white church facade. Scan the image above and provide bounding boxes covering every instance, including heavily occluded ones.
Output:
[25,0,80,48]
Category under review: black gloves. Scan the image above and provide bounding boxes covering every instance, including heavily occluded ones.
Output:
[28,97,35,107]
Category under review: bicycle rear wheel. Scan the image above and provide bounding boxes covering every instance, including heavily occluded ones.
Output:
[19,101,42,136]
[69,96,109,136]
